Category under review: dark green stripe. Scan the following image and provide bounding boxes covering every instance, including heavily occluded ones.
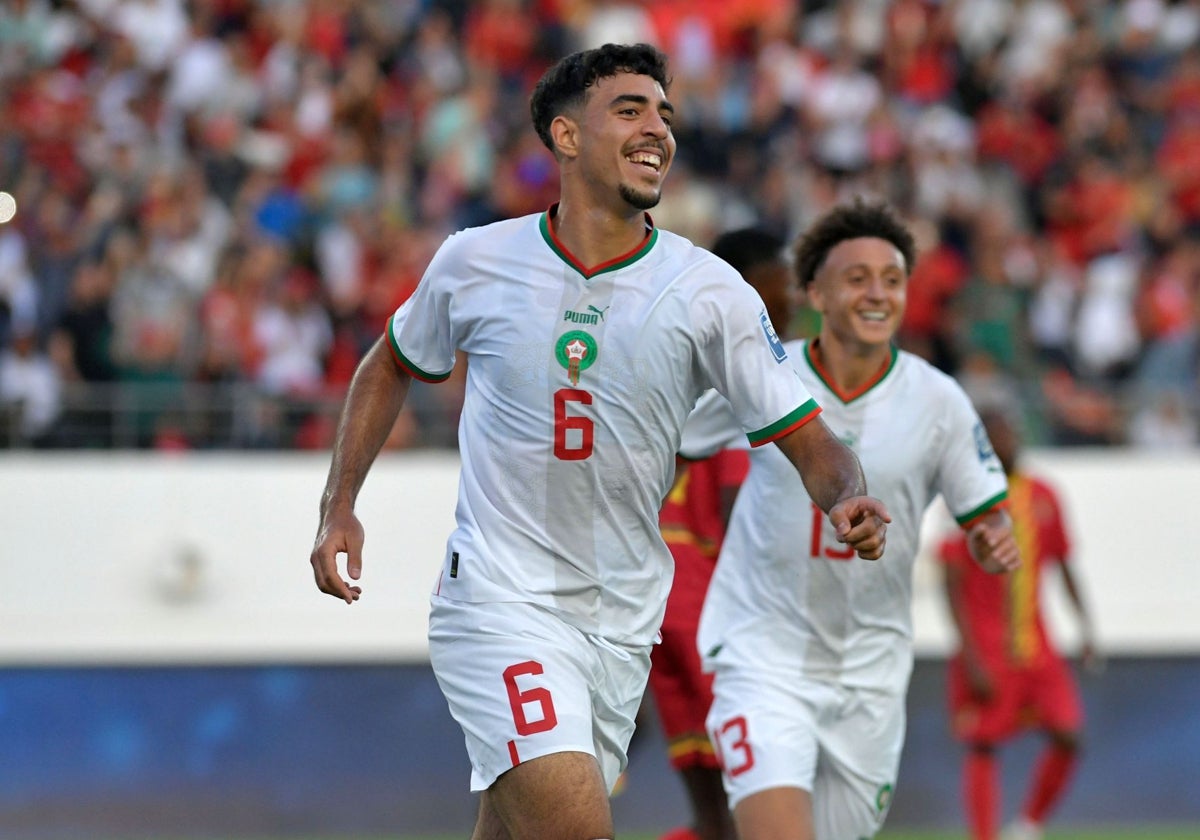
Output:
[746,398,821,445]
[955,489,1009,525]
[386,317,452,383]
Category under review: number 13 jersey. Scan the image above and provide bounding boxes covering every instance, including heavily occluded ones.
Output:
[697,340,1008,694]
[387,208,819,646]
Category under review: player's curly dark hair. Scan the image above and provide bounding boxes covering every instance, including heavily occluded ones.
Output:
[793,198,917,288]
[530,43,671,156]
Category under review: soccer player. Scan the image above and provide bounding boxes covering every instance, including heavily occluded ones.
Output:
[686,199,1021,840]
[651,228,794,840]
[939,406,1099,840]
[309,44,890,840]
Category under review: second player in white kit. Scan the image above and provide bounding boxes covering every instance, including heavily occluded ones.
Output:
[682,200,1020,840]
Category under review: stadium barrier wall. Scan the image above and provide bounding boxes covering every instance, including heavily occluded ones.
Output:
[2,449,1198,663]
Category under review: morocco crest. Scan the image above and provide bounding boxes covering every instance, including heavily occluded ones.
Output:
[555,330,598,385]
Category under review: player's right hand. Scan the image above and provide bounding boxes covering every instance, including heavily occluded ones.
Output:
[310,506,365,604]
[830,495,891,561]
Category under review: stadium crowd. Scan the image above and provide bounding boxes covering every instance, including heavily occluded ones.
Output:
[1,0,1198,449]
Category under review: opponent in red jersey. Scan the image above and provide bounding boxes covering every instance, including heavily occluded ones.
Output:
[650,227,793,840]
[939,407,1100,840]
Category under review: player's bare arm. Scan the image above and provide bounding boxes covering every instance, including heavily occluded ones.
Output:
[1060,561,1104,673]
[311,337,412,603]
[965,508,1020,574]
[774,416,891,560]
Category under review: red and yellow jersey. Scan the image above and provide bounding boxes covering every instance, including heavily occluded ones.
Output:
[939,472,1070,667]
[659,449,750,628]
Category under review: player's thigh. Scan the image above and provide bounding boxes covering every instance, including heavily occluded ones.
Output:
[948,657,1021,744]
[733,786,815,840]
[429,596,612,793]
[482,750,615,840]
[1031,656,1084,734]
[811,688,905,840]
[705,666,820,811]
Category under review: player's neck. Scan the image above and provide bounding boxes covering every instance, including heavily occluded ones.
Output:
[810,336,892,394]
[549,198,651,271]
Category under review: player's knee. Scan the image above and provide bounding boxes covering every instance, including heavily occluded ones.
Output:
[1049,728,1082,752]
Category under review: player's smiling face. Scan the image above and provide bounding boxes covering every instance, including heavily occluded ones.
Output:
[809,236,907,352]
[577,72,675,210]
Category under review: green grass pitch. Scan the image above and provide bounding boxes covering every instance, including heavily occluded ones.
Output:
[198,830,1197,840]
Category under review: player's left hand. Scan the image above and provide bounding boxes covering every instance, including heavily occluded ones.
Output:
[830,496,891,561]
[1081,641,1106,676]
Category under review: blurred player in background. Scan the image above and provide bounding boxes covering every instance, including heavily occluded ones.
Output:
[683,199,1020,840]
[650,228,793,840]
[939,406,1100,840]
[310,43,888,840]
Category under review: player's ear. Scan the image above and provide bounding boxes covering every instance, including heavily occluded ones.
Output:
[550,115,580,159]
[802,278,825,313]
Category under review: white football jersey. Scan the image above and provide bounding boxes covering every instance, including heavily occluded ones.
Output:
[696,339,1007,694]
[387,209,819,645]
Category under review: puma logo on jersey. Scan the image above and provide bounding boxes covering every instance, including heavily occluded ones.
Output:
[564,305,609,325]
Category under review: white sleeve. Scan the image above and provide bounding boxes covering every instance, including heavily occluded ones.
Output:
[385,237,459,382]
[678,389,746,460]
[689,266,820,447]
[936,384,1009,525]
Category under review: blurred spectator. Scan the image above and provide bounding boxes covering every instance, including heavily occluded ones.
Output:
[0,223,38,349]
[0,322,62,445]
[56,259,118,383]
[252,266,332,398]
[1127,388,1198,448]
[900,217,968,373]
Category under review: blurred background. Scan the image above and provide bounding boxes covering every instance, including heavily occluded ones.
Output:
[1,0,1198,837]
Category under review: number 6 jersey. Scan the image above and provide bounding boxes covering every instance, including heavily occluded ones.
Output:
[387,207,819,646]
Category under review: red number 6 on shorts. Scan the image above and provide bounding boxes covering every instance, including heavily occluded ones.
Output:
[503,661,559,735]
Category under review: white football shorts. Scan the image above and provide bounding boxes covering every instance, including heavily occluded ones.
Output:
[705,666,903,839]
[428,594,651,793]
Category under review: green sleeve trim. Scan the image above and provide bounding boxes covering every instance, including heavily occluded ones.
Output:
[955,490,1009,526]
[746,399,821,447]
[386,316,452,383]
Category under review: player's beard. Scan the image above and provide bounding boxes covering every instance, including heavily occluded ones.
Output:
[619,182,662,210]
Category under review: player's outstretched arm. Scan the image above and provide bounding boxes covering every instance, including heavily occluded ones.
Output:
[774,417,891,560]
[1060,560,1104,673]
[965,509,1021,574]
[311,337,413,603]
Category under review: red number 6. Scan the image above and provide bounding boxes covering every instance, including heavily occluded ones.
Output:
[554,388,594,460]
[503,661,558,735]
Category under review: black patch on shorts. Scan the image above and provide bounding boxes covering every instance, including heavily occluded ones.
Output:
[450,552,459,578]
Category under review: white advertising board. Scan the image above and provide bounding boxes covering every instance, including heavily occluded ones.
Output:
[2,449,1196,663]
